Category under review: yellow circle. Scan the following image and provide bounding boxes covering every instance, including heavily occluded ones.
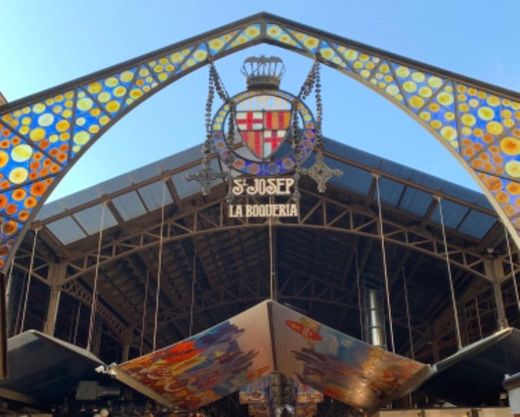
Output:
[209,38,224,50]
[461,114,476,127]
[385,85,399,96]
[395,66,410,78]
[245,26,260,38]
[56,120,70,132]
[11,144,33,162]
[130,89,143,99]
[88,82,102,94]
[409,96,424,108]
[419,111,431,121]
[73,131,90,145]
[411,72,425,82]
[487,96,500,107]
[170,52,183,63]
[419,87,433,98]
[77,97,94,111]
[505,160,520,178]
[486,121,503,135]
[106,100,120,113]
[194,50,208,61]
[9,167,28,184]
[428,77,443,88]
[430,120,442,129]
[98,92,111,103]
[429,103,440,113]
[478,106,495,121]
[320,48,334,60]
[303,36,319,49]
[114,86,126,97]
[440,126,457,141]
[120,71,134,82]
[403,81,417,93]
[500,137,520,155]
[104,77,119,88]
[32,103,46,114]
[344,49,358,61]
[437,92,453,106]
[29,127,46,142]
[0,151,8,168]
[37,113,54,127]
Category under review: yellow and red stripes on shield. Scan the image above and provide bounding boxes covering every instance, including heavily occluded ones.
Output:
[264,111,290,130]
[236,110,291,159]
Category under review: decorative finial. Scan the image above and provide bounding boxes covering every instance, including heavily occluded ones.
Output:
[241,56,286,90]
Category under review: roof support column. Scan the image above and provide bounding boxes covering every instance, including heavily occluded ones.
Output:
[484,258,508,330]
[43,262,66,336]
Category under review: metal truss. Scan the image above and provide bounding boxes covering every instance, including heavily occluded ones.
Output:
[56,189,500,285]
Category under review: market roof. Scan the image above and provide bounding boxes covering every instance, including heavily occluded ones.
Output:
[34,137,498,246]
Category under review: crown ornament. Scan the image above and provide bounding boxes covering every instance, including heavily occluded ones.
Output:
[241,56,286,90]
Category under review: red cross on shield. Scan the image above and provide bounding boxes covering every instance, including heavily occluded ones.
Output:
[236,110,291,159]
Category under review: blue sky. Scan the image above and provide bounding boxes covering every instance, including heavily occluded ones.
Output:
[1,0,519,200]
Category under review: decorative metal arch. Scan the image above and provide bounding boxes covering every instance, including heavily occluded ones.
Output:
[1,12,520,272]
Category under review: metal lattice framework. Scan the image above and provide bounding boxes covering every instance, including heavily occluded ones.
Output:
[1,13,520,273]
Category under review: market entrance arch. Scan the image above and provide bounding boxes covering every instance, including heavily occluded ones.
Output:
[1,12,520,272]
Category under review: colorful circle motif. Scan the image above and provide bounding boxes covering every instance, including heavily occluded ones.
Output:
[211,90,316,175]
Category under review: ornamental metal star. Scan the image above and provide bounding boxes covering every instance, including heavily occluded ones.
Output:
[185,158,228,196]
[303,152,342,193]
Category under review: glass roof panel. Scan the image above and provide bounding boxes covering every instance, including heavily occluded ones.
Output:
[398,187,433,217]
[112,191,147,221]
[73,204,118,235]
[324,156,372,196]
[378,177,405,207]
[172,158,223,199]
[46,217,87,245]
[430,199,469,229]
[137,181,173,211]
[458,210,496,239]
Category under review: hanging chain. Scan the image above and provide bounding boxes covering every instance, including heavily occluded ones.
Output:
[314,62,323,153]
[186,62,228,195]
[300,59,341,193]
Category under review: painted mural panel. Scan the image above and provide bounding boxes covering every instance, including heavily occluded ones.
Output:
[115,301,273,410]
[271,302,432,411]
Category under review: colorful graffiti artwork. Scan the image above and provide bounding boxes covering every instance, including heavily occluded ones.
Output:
[113,301,431,411]
[115,301,273,410]
[271,302,432,411]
